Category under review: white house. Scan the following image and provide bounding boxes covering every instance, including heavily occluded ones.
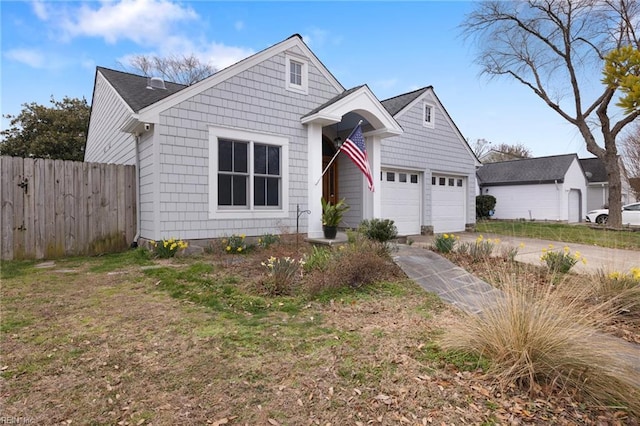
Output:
[476,154,587,222]
[85,34,479,244]
[579,157,632,211]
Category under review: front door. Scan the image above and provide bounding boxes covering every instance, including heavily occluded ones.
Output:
[322,136,338,204]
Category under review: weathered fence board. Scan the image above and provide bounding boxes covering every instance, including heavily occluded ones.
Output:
[0,156,136,260]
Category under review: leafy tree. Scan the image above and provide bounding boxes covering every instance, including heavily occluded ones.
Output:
[121,53,216,85]
[462,0,640,227]
[1,96,90,161]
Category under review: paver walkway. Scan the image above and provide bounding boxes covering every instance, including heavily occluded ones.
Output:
[393,244,502,314]
[392,243,640,386]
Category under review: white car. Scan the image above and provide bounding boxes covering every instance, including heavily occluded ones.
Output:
[585,202,640,225]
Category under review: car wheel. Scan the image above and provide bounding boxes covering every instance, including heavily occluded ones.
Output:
[595,214,608,224]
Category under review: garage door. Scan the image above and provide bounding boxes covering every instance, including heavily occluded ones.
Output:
[432,175,466,233]
[381,170,421,235]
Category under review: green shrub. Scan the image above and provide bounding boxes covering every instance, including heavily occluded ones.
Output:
[476,194,497,219]
[433,233,457,253]
[358,218,398,243]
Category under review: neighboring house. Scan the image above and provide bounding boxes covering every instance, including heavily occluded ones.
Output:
[579,157,632,211]
[630,177,640,202]
[476,154,587,222]
[85,34,479,244]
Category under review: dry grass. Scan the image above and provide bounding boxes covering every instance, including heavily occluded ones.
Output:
[1,238,639,424]
[441,258,640,416]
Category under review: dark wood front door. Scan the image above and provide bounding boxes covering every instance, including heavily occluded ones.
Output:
[322,155,338,205]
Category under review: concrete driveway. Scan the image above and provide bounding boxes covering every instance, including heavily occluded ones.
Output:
[408,232,639,275]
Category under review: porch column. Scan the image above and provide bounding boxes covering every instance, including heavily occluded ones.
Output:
[307,122,324,238]
[363,134,382,219]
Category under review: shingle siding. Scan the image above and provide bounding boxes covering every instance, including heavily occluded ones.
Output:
[85,72,136,165]
[382,90,477,230]
[153,50,340,239]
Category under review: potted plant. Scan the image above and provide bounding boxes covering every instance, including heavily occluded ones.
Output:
[321,198,349,239]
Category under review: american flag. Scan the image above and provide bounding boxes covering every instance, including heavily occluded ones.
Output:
[340,124,374,191]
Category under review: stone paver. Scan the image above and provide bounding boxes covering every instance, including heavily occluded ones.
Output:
[393,245,501,314]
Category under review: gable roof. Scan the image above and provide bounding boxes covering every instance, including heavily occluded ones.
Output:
[380,87,429,116]
[302,85,365,118]
[579,157,608,183]
[477,154,580,186]
[137,34,344,123]
[97,67,186,113]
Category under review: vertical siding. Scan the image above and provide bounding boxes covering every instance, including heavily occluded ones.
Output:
[152,48,340,240]
[85,72,136,165]
[382,91,477,229]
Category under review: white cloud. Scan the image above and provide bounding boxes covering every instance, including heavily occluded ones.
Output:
[5,48,45,68]
[31,0,49,20]
[59,0,198,46]
[302,28,342,48]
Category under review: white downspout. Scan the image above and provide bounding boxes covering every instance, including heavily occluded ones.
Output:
[131,134,141,247]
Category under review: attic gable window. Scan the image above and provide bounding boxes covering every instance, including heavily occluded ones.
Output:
[423,102,435,128]
[285,54,308,95]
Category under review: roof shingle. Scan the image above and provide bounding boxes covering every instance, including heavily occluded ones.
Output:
[477,154,579,186]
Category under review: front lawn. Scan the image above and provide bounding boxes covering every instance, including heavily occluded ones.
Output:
[476,220,640,250]
[1,235,638,424]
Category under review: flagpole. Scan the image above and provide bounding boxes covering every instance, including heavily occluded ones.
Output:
[314,120,363,186]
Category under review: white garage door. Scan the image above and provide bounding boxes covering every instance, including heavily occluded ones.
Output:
[381,169,421,235]
[432,175,466,233]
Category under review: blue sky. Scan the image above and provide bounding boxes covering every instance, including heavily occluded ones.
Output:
[1,0,603,157]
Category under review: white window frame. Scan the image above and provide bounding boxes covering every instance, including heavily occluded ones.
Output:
[423,102,435,128]
[209,125,289,219]
[285,54,309,95]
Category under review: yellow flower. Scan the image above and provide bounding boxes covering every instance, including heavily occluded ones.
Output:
[240,234,246,239]
[542,248,547,253]
[563,246,570,253]
[519,242,525,248]
[237,247,242,252]
[226,246,231,251]
[163,241,169,248]
[548,244,554,249]
[443,234,449,239]
[170,243,177,250]
[609,271,622,280]
[631,268,640,280]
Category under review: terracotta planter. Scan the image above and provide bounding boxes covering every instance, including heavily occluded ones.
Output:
[322,225,337,240]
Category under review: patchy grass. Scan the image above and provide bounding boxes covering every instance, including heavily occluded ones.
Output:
[477,220,640,249]
[1,239,638,424]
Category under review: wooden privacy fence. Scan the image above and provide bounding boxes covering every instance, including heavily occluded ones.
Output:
[1,156,136,260]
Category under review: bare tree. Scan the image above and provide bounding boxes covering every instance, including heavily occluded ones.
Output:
[621,121,640,199]
[485,143,532,163]
[462,0,640,227]
[121,53,216,85]
[470,138,492,158]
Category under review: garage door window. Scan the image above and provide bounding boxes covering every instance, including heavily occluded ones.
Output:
[411,174,418,184]
[457,179,463,187]
[399,173,407,183]
[439,177,446,186]
[432,176,436,185]
[386,172,395,182]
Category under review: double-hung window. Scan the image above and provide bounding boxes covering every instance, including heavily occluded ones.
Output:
[210,126,289,219]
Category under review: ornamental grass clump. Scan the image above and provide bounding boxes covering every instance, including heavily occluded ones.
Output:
[441,274,640,416]
[261,256,305,295]
[149,238,188,258]
[540,245,585,273]
[590,268,640,314]
[433,233,457,253]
